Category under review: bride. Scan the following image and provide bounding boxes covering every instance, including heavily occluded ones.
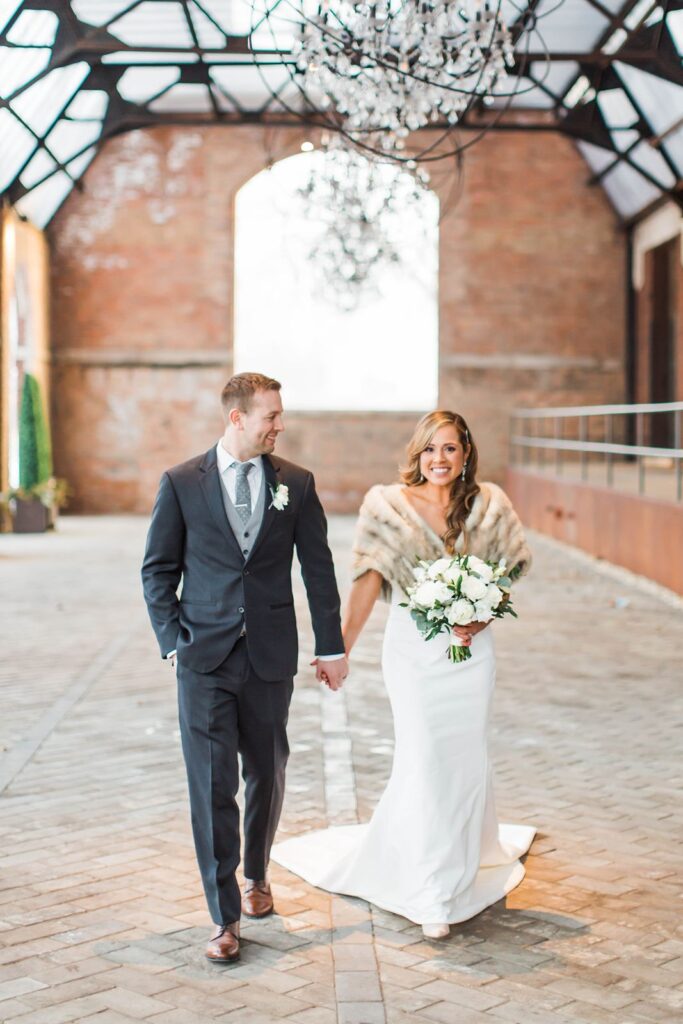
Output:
[272,410,535,939]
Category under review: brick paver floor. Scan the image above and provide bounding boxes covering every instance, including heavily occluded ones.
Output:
[1,516,682,1024]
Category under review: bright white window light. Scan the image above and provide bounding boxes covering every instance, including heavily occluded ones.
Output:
[199,0,248,35]
[0,0,21,34]
[149,83,213,112]
[601,28,627,54]
[629,141,677,188]
[66,90,109,120]
[6,9,58,45]
[564,75,591,108]
[44,119,102,163]
[0,46,51,99]
[189,1,226,48]
[102,50,199,63]
[10,62,90,135]
[109,2,194,47]
[601,160,661,218]
[117,65,180,103]
[624,0,655,29]
[234,152,439,412]
[15,171,73,228]
[615,62,683,136]
[71,0,136,27]
[66,145,97,179]
[0,108,36,189]
[597,88,639,128]
[19,148,57,189]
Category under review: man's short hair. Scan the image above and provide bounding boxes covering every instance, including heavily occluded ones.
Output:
[221,372,281,415]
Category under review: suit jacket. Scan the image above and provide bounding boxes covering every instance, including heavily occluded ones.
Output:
[141,447,344,680]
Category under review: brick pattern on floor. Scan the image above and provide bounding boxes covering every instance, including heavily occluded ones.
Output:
[1,515,682,1024]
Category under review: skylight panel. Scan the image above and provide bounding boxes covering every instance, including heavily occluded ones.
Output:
[67,145,97,180]
[615,63,683,137]
[530,61,579,98]
[610,128,641,152]
[576,141,617,175]
[666,10,683,55]
[199,0,251,35]
[19,148,57,189]
[44,119,102,163]
[102,50,199,64]
[65,90,109,120]
[663,124,683,177]
[148,82,213,112]
[600,160,661,218]
[210,64,291,109]
[0,46,51,100]
[6,9,58,46]
[531,0,609,52]
[10,62,90,136]
[597,89,639,128]
[70,0,137,27]
[629,141,677,189]
[0,108,37,190]
[109,2,194,48]
[15,171,73,228]
[189,1,226,48]
[117,66,181,103]
[0,0,21,34]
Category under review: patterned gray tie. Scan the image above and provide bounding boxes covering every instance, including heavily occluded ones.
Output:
[233,461,253,525]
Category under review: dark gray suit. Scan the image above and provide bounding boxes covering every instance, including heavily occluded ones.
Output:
[142,446,343,924]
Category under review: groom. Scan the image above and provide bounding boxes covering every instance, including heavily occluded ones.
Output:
[142,372,347,963]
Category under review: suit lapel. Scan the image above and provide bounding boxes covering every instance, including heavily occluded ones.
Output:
[246,455,280,563]
[198,447,243,560]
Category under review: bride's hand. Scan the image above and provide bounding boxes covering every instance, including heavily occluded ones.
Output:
[452,621,491,645]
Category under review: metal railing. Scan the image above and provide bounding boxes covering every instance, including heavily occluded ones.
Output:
[511,401,683,503]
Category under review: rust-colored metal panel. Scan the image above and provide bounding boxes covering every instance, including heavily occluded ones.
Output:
[506,467,683,596]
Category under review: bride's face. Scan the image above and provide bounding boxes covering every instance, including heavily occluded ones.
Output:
[419,425,468,488]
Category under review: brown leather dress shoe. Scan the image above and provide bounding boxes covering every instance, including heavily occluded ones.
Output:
[242,880,274,918]
[205,923,240,963]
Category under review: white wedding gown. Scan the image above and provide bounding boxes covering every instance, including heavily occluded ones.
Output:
[272,585,535,926]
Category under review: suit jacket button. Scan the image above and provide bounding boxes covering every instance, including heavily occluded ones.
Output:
[243,568,249,574]
[238,607,245,614]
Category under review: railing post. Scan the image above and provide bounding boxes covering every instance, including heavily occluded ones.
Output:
[580,416,588,481]
[675,409,682,503]
[606,414,614,487]
[636,412,645,496]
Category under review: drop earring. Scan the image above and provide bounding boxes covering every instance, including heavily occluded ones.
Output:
[461,461,468,481]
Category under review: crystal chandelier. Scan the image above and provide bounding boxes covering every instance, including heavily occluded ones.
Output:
[252,0,557,164]
[294,0,515,153]
[297,139,432,310]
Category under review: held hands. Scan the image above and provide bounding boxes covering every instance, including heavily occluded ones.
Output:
[452,620,491,648]
[310,656,349,691]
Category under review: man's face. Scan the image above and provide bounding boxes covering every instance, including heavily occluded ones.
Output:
[238,389,284,455]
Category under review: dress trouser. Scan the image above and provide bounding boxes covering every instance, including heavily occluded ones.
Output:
[176,637,294,925]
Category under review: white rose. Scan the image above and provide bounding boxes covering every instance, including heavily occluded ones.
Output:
[466,556,494,582]
[460,575,489,602]
[413,580,451,608]
[474,600,494,622]
[446,598,475,626]
[412,564,428,582]
[483,583,504,610]
[427,558,453,580]
[442,563,466,584]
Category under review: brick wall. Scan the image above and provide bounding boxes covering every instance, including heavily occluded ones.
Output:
[48,125,626,513]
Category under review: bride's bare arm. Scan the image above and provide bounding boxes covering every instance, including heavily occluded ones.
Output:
[342,570,383,655]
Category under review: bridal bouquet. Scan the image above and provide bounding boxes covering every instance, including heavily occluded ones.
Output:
[401,555,518,663]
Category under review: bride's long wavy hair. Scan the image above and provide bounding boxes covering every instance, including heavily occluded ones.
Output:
[401,410,480,553]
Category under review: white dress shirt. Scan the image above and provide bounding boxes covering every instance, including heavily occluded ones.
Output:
[166,442,344,662]
[216,441,263,506]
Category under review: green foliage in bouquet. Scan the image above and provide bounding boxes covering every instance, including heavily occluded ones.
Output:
[19,372,53,489]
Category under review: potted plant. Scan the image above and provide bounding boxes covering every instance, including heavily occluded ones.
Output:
[0,373,69,533]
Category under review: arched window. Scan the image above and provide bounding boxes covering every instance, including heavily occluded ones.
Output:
[234,150,438,411]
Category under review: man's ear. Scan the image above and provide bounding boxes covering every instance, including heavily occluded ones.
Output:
[228,406,242,429]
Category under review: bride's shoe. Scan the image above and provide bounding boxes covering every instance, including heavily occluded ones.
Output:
[422,923,450,939]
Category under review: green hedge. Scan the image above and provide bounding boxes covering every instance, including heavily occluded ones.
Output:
[19,373,53,490]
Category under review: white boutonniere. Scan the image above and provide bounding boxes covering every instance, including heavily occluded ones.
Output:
[269,483,289,511]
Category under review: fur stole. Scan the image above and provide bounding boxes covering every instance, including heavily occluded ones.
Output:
[351,482,532,600]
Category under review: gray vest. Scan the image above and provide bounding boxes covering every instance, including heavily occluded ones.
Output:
[221,469,267,560]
